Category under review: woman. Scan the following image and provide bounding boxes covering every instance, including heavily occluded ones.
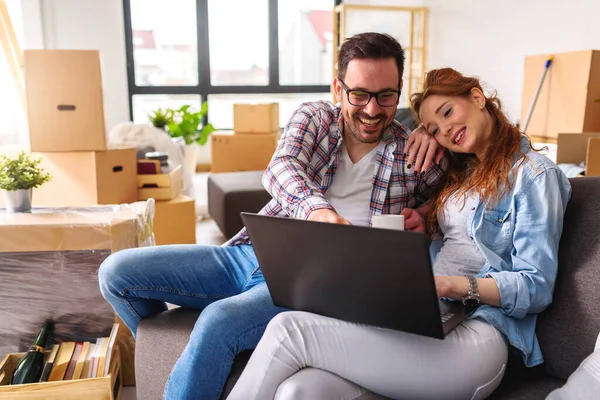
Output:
[226,68,572,400]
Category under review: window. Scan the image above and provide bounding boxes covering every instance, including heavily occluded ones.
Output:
[123,0,334,129]
[130,0,198,86]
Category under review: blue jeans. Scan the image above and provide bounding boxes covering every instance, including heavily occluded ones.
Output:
[98,243,286,400]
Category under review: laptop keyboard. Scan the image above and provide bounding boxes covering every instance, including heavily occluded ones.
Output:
[440,312,455,324]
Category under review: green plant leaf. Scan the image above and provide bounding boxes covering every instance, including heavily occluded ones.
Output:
[196,123,216,146]
[164,102,214,146]
[0,151,52,191]
[148,107,174,129]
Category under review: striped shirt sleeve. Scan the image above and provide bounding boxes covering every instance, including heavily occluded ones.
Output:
[262,103,334,220]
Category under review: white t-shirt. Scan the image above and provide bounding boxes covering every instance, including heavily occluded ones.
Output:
[324,142,383,226]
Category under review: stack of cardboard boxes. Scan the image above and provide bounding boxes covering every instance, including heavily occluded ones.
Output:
[15,49,196,245]
[521,50,600,175]
[211,103,281,173]
[24,50,139,206]
[136,160,195,245]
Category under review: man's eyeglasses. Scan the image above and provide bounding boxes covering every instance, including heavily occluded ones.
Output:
[339,79,401,107]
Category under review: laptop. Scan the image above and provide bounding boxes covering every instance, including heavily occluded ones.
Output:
[240,212,468,340]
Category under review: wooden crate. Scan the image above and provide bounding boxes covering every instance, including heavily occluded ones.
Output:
[137,164,183,200]
[0,346,122,400]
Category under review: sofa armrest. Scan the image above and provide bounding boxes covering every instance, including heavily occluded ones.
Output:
[135,308,201,400]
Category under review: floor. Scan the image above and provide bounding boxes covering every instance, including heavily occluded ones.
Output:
[122,173,226,399]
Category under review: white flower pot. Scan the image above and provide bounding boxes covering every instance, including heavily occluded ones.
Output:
[196,141,211,165]
[184,144,198,175]
[2,189,32,212]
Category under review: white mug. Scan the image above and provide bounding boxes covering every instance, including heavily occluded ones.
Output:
[372,214,405,231]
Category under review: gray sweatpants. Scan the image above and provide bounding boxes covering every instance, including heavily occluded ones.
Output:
[227,311,508,400]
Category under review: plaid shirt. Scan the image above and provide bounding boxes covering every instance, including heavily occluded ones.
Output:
[226,101,444,246]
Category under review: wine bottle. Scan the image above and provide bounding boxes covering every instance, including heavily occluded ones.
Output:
[10,320,54,385]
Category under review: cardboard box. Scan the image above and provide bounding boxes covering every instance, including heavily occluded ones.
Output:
[521,50,600,140]
[32,148,138,207]
[0,207,145,253]
[586,138,600,176]
[24,50,107,152]
[137,165,183,200]
[153,194,196,245]
[233,103,279,133]
[0,346,122,400]
[211,131,279,173]
[556,132,600,176]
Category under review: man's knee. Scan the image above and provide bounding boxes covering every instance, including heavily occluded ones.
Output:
[193,296,277,351]
[198,299,253,334]
[98,249,136,297]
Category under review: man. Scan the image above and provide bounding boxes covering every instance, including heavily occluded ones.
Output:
[99,32,444,400]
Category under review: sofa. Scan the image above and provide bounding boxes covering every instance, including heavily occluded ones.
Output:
[207,171,271,238]
[134,177,600,400]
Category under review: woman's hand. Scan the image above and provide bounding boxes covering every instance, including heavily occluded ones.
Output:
[434,276,501,307]
[434,276,468,299]
[405,125,446,173]
[400,206,428,232]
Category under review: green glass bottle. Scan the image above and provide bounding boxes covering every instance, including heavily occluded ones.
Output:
[10,320,54,385]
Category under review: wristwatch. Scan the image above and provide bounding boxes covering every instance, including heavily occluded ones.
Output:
[461,276,480,308]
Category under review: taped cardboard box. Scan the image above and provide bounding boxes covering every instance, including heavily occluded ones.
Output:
[556,133,600,176]
[24,50,107,152]
[32,148,138,207]
[211,131,280,173]
[521,50,600,141]
[154,194,196,245]
[233,103,279,134]
[0,201,154,386]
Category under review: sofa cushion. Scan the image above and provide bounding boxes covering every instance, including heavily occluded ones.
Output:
[207,171,271,238]
[536,177,600,380]
[489,360,564,400]
[546,341,600,400]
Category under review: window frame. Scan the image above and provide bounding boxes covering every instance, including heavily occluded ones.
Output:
[122,0,333,124]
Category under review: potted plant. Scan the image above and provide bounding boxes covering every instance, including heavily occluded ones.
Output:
[0,152,51,212]
[148,107,173,130]
[167,102,216,174]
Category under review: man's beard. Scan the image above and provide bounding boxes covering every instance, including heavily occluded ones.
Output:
[345,112,389,144]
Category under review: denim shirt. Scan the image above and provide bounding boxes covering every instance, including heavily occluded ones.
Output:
[430,137,572,367]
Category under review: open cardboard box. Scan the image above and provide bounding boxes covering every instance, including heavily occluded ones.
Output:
[556,133,600,176]
[0,346,122,400]
[137,165,184,201]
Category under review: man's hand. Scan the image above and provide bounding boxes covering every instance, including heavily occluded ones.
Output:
[400,207,426,232]
[307,209,351,225]
[405,126,446,173]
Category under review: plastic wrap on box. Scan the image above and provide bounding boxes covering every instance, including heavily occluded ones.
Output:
[0,200,155,358]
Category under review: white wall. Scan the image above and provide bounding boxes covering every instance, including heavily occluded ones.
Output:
[424,0,600,123]
[22,0,129,132]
